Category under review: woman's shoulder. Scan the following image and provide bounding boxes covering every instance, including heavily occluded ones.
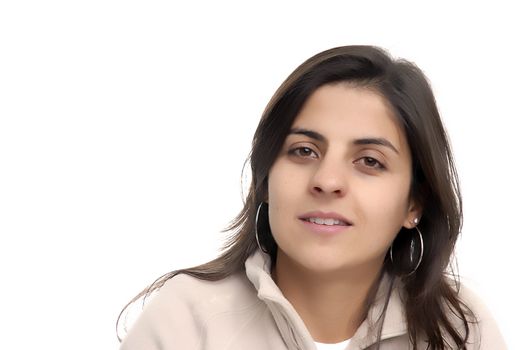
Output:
[159,270,261,310]
[449,279,507,349]
[120,270,264,350]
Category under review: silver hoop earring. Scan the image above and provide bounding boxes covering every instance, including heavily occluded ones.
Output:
[255,202,269,254]
[389,225,424,276]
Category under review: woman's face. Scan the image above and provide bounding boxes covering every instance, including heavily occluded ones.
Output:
[267,83,421,276]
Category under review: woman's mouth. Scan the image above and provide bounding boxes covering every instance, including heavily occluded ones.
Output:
[298,211,353,235]
[302,217,349,226]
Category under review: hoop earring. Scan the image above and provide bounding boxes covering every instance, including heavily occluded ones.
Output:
[389,225,424,276]
[255,202,269,254]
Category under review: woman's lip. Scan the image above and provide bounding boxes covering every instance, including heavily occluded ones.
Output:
[298,211,353,226]
[299,218,352,235]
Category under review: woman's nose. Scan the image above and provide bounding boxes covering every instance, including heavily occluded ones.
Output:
[309,156,348,197]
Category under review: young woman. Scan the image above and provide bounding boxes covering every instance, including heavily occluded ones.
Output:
[117,45,506,349]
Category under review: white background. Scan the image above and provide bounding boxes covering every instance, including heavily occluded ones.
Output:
[1,1,521,349]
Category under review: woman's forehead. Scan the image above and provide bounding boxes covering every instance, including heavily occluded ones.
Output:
[289,84,408,154]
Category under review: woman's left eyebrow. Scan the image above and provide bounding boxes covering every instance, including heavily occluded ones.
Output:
[353,138,399,154]
[288,127,399,154]
[289,127,326,143]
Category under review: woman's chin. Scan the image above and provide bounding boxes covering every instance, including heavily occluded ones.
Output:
[278,247,381,279]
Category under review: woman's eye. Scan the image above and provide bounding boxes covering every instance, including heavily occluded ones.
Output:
[356,157,385,170]
[289,146,318,159]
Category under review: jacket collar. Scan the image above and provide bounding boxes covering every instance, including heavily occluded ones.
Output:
[245,250,407,349]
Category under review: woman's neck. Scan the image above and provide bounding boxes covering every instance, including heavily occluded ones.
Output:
[272,251,384,343]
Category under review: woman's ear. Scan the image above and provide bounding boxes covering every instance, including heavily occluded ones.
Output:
[403,199,423,229]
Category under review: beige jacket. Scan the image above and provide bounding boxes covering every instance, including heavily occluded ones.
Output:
[120,250,506,349]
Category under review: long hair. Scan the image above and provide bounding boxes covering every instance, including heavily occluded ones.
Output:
[117,45,474,349]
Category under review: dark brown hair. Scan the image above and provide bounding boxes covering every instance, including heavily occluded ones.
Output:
[117,45,475,349]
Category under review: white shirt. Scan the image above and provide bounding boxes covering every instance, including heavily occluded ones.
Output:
[314,338,351,350]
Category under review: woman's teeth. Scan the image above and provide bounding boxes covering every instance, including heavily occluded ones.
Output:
[306,217,346,226]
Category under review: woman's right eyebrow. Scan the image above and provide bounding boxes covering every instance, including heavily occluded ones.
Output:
[288,127,326,143]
